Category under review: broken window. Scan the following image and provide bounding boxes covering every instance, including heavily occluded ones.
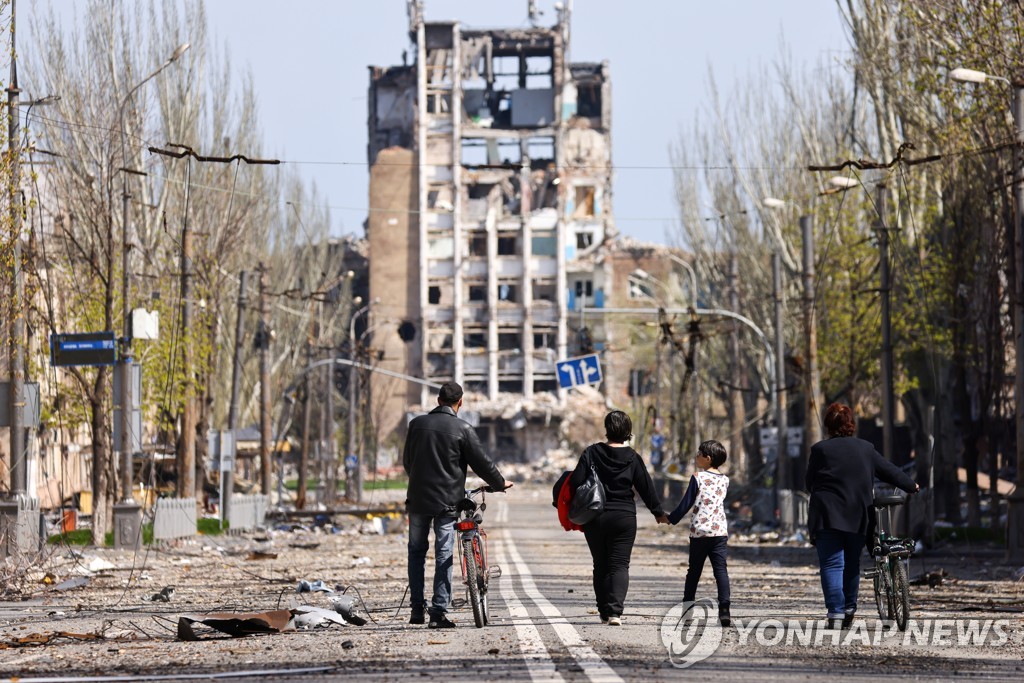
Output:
[428,286,442,304]
[427,330,453,351]
[426,92,451,114]
[573,186,596,218]
[497,283,518,302]
[469,234,488,257]
[533,379,558,393]
[628,275,655,300]
[468,285,487,302]
[527,137,555,169]
[576,231,595,250]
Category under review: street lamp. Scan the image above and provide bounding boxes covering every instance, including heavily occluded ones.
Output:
[347,297,378,503]
[950,65,1024,560]
[114,42,189,548]
[763,197,822,454]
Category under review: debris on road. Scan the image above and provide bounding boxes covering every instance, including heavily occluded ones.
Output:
[292,606,349,629]
[177,610,293,641]
[52,576,90,591]
[911,569,948,587]
[0,631,102,649]
[246,550,278,561]
[145,586,175,602]
[296,579,332,593]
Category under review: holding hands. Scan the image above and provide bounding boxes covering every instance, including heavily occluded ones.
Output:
[655,514,670,524]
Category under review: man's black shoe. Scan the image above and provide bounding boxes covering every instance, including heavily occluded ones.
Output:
[409,611,425,625]
[428,615,457,629]
[719,604,731,627]
[841,612,855,629]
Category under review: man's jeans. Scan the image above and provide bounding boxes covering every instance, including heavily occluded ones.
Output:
[815,528,864,619]
[408,513,456,618]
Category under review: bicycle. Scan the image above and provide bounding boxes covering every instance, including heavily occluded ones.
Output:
[455,485,503,628]
[864,490,914,630]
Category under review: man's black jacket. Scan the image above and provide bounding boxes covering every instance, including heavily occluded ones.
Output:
[403,405,506,516]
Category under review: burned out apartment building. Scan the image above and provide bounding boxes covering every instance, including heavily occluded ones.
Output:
[365,7,687,460]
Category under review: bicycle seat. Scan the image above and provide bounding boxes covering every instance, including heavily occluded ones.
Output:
[873,492,906,507]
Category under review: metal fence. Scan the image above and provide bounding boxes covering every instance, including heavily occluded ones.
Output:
[228,494,269,533]
[152,497,197,541]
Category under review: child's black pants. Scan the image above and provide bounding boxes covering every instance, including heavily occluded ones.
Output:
[684,535,730,606]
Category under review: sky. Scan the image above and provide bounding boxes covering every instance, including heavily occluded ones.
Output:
[37,1,850,245]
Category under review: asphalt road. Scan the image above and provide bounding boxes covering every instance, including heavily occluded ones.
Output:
[3,487,1023,682]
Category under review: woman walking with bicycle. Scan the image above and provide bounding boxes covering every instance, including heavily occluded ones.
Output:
[569,410,668,626]
[806,403,918,629]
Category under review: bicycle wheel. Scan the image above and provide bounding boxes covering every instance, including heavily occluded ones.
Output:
[873,562,892,621]
[890,559,910,631]
[464,537,485,628]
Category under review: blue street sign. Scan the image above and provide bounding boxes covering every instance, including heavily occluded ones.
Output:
[555,353,603,389]
[50,332,117,367]
[345,454,358,470]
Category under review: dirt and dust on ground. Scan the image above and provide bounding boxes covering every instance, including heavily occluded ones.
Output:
[0,483,1022,680]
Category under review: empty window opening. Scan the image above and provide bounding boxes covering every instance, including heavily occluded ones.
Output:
[499,380,524,394]
[468,183,495,199]
[573,186,596,218]
[469,234,488,257]
[525,56,553,89]
[533,281,556,302]
[527,137,555,166]
[576,231,595,249]
[468,285,487,302]
[498,332,521,350]
[426,92,451,114]
[427,331,453,351]
[465,332,487,349]
[497,236,518,256]
[533,331,556,349]
[577,82,602,118]
[428,286,442,304]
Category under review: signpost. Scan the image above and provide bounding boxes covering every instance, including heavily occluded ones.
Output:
[556,353,603,389]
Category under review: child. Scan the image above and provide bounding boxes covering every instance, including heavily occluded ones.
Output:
[667,440,731,626]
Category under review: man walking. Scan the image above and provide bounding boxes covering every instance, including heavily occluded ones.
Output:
[404,382,511,628]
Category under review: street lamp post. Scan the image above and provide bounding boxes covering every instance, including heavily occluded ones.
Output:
[950,66,1024,560]
[113,42,189,549]
[346,298,376,503]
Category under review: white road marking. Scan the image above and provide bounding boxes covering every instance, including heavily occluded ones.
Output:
[492,538,566,683]
[501,526,624,683]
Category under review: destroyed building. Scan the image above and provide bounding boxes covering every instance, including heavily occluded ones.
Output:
[366,6,688,460]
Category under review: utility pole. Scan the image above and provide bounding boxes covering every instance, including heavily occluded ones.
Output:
[177,159,195,499]
[297,315,314,510]
[876,184,894,462]
[801,215,822,454]
[225,271,248,525]
[7,0,25,498]
[770,250,786,497]
[728,253,746,483]
[1008,83,1024,561]
[258,264,272,496]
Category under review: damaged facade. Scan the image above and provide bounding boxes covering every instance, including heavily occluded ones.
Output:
[367,6,687,460]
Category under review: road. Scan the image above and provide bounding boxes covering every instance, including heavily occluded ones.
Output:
[2,487,1023,681]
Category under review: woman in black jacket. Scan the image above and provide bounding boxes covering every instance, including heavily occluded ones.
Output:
[569,410,668,625]
[806,403,918,628]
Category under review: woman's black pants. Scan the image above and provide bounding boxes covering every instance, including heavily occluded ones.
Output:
[583,509,637,618]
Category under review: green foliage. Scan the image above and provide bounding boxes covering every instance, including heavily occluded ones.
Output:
[197,517,227,535]
[48,523,154,546]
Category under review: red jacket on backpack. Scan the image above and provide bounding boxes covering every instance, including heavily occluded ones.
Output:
[552,470,583,532]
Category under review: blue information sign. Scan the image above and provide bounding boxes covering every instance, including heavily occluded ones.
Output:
[555,353,603,389]
[50,332,117,367]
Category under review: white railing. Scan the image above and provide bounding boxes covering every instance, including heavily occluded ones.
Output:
[153,497,197,541]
